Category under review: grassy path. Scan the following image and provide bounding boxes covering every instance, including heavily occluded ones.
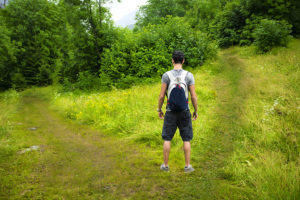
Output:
[194,48,253,198]
[2,49,254,199]
[4,94,166,199]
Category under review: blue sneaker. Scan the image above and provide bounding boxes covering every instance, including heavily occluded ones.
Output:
[160,164,169,172]
[184,165,195,173]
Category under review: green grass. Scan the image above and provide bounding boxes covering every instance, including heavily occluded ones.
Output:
[221,39,300,199]
[0,39,299,199]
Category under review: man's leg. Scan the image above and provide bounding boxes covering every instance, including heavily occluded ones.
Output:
[179,111,193,168]
[162,111,177,168]
[183,141,191,167]
[163,141,171,166]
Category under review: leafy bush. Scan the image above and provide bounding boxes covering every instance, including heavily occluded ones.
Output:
[0,21,17,90]
[11,72,27,91]
[100,16,217,89]
[2,0,65,87]
[62,71,109,92]
[212,1,247,48]
[253,19,292,52]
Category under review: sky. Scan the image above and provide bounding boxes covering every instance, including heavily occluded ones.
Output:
[106,0,147,22]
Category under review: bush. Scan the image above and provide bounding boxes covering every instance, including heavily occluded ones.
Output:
[0,21,17,90]
[100,16,217,89]
[212,2,247,48]
[11,72,27,91]
[63,71,108,92]
[253,19,292,52]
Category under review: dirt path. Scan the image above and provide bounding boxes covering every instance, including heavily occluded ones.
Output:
[195,48,252,197]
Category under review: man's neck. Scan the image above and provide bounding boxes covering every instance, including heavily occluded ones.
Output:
[173,64,183,70]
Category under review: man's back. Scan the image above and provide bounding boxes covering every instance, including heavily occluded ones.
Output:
[162,69,195,111]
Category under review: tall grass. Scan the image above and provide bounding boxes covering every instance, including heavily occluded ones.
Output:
[27,39,300,199]
[219,40,300,199]
[49,68,216,150]
[0,90,20,139]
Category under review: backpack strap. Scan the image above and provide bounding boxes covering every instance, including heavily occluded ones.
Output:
[166,71,175,82]
[181,70,189,99]
[166,70,189,99]
[166,71,176,98]
[181,70,188,81]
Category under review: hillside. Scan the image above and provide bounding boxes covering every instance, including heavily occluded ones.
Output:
[0,40,299,199]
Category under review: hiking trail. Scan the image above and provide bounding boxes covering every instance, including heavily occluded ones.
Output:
[4,49,251,199]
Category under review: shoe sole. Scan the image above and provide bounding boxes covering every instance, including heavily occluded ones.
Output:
[184,169,195,173]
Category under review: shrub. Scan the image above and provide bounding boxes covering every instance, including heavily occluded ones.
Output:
[11,72,27,91]
[212,2,247,48]
[253,19,292,52]
[100,16,217,89]
[0,21,17,90]
[62,71,106,92]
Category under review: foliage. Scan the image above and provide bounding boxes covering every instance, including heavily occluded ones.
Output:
[1,0,299,91]
[1,0,65,88]
[185,0,224,32]
[253,19,292,52]
[135,0,191,28]
[0,20,17,90]
[100,16,217,89]
[74,71,105,91]
[242,0,300,36]
[182,0,300,48]
[60,0,118,83]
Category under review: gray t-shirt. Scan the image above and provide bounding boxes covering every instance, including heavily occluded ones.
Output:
[161,69,195,111]
[162,69,195,87]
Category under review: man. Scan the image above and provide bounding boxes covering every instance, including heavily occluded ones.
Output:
[157,50,198,173]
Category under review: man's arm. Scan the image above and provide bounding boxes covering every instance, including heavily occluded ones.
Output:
[189,85,198,120]
[158,83,167,119]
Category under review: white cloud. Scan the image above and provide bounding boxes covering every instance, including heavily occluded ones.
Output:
[107,0,147,22]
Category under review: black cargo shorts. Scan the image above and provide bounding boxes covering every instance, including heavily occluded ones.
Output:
[162,110,193,141]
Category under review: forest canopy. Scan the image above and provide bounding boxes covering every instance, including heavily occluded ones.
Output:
[0,0,298,91]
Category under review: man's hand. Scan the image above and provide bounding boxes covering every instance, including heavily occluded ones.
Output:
[189,85,198,121]
[158,110,164,119]
[193,112,198,120]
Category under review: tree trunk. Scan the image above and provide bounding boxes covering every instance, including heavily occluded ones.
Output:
[87,0,102,67]
[98,0,102,28]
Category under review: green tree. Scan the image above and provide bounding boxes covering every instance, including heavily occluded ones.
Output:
[0,19,17,90]
[211,1,248,47]
[136,0,191,28]
[185,0,226,31]
[60,0,118,84]
[2,0,65,86]
[253,19,292,52]
[242,0,300,36]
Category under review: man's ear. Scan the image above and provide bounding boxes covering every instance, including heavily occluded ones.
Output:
[182,59,185,64]
[172,59,175,64]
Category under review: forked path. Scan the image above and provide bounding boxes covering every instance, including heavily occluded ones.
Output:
[9,50,250,199]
